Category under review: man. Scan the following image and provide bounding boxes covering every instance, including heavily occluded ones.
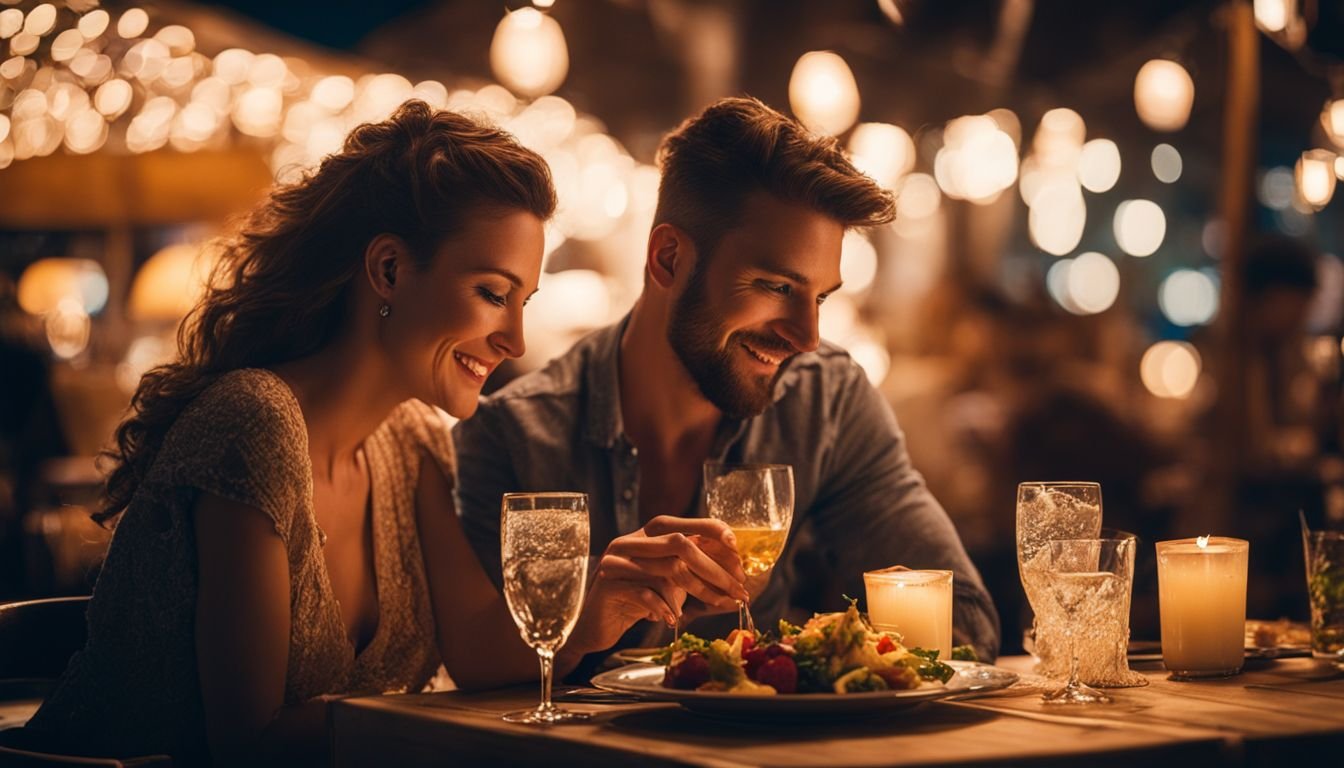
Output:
[455,97,1000,663]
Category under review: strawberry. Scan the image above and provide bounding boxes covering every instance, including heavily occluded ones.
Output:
[755,655,798,693]
[743,646,768,679]
[664,652,711,689]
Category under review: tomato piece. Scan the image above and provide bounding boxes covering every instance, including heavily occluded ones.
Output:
[876,636,896,655]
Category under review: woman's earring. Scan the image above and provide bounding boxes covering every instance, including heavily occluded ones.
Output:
[378,303,391,318]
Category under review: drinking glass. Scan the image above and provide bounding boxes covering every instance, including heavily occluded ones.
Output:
[1037,537,1135,704]
[704,463,794,633]
[1301,513,1344,660]
[1016,482,1103,675]
[500,492,591,725]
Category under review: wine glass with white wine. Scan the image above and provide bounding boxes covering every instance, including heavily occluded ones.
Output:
[500,492,591,725]
[703,463,794,634]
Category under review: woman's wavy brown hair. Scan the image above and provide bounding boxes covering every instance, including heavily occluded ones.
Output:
[95,100,556,527]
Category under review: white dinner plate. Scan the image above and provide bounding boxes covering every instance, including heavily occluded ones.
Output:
[590,660,1018,716]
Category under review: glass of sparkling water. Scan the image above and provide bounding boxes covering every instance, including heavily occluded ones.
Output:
[500,492,591,724]
[1016,482,1103,676]
[1038,537,1137,704]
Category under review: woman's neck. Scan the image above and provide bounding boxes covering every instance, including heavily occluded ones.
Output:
[271,335,403,483]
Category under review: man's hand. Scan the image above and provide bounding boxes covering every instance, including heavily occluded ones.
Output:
[564,516,749,657]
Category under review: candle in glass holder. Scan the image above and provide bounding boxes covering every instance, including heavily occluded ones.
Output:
[1156,536,1249,680]
[863,567,953,658]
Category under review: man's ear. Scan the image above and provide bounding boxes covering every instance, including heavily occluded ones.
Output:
[364,233,405,302]
[647,223,695,290]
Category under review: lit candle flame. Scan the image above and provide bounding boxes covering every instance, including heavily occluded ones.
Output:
[1196,535,1210,549]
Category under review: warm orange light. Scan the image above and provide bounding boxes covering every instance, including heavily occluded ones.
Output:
[129,244,216,322]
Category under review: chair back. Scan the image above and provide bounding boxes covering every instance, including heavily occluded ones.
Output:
[0,597,89,681]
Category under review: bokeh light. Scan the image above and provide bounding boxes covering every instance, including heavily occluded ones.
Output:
[1158,269,1219,326]
[490,7,568,99]
[17,258,109,315]
[934,114,1018,204]
[788,51,860,137]
[1321,100,1344,148]
[1028,181,1086,256]
[1140,341,1201,399]
[1259,166,1295,210]
[117,8,149,39]
[848,122,915,190]
[1134,59,1194,132]
[839,231,878,295]
[1151,143,1182,183]
[1113,199,1166,257]
[45,298,91,360]
[1067,251,1121,314]
[1297,149,1336,209]
[1077,139,1121,193]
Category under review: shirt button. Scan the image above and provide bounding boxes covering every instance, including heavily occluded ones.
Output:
[622,488,634,501]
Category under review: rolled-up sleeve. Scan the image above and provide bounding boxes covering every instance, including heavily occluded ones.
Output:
[811,368,1001,661]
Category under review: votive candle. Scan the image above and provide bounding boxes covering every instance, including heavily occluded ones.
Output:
[1156,536,1249,680]
[863,567,953,658]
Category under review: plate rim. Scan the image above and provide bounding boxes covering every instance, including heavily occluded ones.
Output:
[591,659,1017,704]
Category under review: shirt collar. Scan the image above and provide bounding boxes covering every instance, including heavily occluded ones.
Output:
[581,314,631,448]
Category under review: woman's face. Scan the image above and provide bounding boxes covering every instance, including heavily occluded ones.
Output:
[384,208,545,419]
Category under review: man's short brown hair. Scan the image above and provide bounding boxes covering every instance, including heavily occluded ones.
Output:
[654,96,895,257]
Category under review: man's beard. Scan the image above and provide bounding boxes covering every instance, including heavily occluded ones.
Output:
[667,263,793,419]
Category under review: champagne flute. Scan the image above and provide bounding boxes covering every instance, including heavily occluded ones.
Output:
[1038,538,1134,705]
[500,492,591,725]
[703,463,794,634]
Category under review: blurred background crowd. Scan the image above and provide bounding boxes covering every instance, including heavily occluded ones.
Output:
[2,0,1342,654]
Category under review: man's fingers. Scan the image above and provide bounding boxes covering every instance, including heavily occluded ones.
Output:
[607,534,749,601]
[643,516,736,549]
[611,584,679,626]
[594,555,686,617]
[627,556,740,610]
[689,534,747,582]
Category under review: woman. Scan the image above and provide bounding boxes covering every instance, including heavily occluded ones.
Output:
[22,102,744,766]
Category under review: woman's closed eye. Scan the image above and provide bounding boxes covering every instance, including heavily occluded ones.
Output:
[476,285,508,307]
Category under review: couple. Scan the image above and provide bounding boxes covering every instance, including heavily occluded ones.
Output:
[22,97,998,765]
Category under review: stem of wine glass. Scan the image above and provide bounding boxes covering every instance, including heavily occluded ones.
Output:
[537,647,555,713]
[738,599,755,634]
[1065,619,1080,689]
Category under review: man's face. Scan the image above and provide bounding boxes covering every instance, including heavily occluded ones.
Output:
[667,193,844,418]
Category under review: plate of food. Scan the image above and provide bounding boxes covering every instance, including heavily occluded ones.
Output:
[591,601,1017,716]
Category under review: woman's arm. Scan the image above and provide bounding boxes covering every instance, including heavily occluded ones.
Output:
[413,455,554,688]
[415,456,748,688]
[193,492,329,765]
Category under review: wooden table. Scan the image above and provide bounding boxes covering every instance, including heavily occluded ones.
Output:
[330,656,1344,767]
